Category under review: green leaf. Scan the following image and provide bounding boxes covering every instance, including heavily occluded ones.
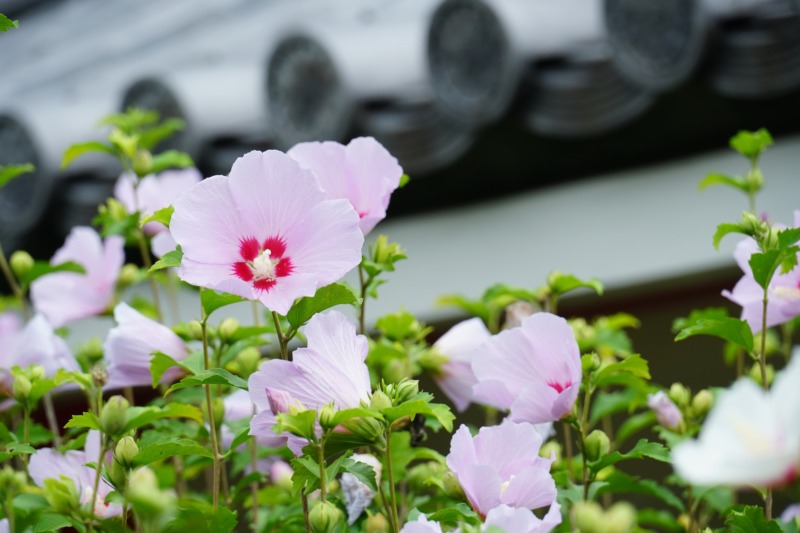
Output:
[713,222,746,250]
[674,316,754,353]
[427,503,481,527]
[616,411,657,444]
[133,437,213,466]
[148,246,183,274]
[387,431,445,482]
[548,272,604,297]
[20,260,85,288]
[138,118,186,150]
[61,141,115,169]
[591,354,650,389]
[730,129,773,160]
[590,388,645,424]
[201,290,245,319]
[0,14,19,31]
[226,427,252,454]
[275,410,317,441]
[383,400,454,432]
[726,505,783,533]
[750,250,781,289]
[398,173,410,188]
[150,150,194,174]
[33,512,75,533]
[64,412,101,431]
[162,502,237,533]
[435,294,491,325]
[596,470,684,512]
[286,283,360,330]
[338,456,378,492]
[291,455,323,496]
[589,439,670,473]
[698,172,747,192]
[150,351,194,388]
[0,163,34,188]
[778,227,800,249]
[123,403,203,432]
[166,368,247,395]
[329,407,384,427]
[141,205,174,229]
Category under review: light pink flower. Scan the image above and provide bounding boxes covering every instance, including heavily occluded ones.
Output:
[483,503,562,533]
[0,313,79,394]
[647,391,683,430]
[115,168,202,257]
[399,515,444,533]
[446,420,558,518]
[782,504,800,523]
[103,303,189,390]
[248,311,371,455]
[170,150,363,315]
[30,227,124,327]
[432,318,490,412]
[672,354,800,487]
[29,430,122,517]
[222,388,285,449]
[723,211,800,334]
[471,313,582,425]
[287,136,403,235]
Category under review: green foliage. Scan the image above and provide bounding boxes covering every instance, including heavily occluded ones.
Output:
[591,354,650,389]
[133,437,213,466]
[141,205,174,228]
[674,313,754,353]
[150,149,194,173]
[0,162,34,187]
[729,129,773,161]
[149,246,183,274]
[0,13,19,31]
[123,403,204,432]
[18,260,85,291]
[383,399,454,432]
[547,271,604,297]
[589,439,670,473]
[596,470,684,512]
[725,506,783,533]
[163,502,238,533]
[699,172,751,194]
[286,282,359,331]
[166,368,248,395]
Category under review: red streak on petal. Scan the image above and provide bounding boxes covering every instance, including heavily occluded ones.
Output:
[275,257,294,278]
[263,236,287,257]
[232,262,253,281]
[239,237,260,261]
[253,278,277,292]
[548,380,571,394]
[357,211,368,219]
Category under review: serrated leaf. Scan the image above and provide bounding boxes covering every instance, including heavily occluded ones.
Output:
[61,141,115,169]
[286,283,360,330]
[592,354,650,388]
[383,400,454,432]
[674,316,754,353]
[589,439,669,473]
[0,163,34,187]
[201,289,245,318]
[427,503,481,527]
[162,502,237,533]
[141,205,174,229]
[750,250,781,289]
[0,14,19,31]
[33,512,75,533]
[778,227,800,248]
[713,222,746,250]
[165,368,247,395]
[148,246,183,274]
[150,150,194,174]
[548,272,604,297]
[123,403,203,432]
[133,437,213,466]
[338,456,378,492]
[698,172,747,192]
[150,351,194,388]
[726,505,783,533]
[138,118,185,150]
[64,412,101,431]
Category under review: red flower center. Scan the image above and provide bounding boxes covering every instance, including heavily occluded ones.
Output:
[547,380,571,394]
[232,236,293,293]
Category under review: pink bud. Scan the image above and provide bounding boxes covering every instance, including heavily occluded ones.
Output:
[648,391,683,430]
[266,388,293,415]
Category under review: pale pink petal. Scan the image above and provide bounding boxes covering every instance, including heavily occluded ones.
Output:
[472,379,517,411]
[12,314,78,376]
[113,173,137,213]
[225,389,256,421]
[460,464,503,516]
[472,420,544,479]
[399,514,445,533]
[433,318,490,412]
[255,272,318,317]
[484,503,561,533]
[249,409,291,449]
[500,465,558,510]
[151,231,177,258]
[436,360,477,412]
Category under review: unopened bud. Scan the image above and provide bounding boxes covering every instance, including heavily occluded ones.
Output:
[749,362,774,386]
[115,436,139,469]
[91,364,108,388]
[745,168,764,192]
[584,430,610,462]
[267,388,293,415]
[77,338,104,366]
[319,402,336,430]
[109,458,127,488]
[43,476,80,514]
[309,501,344,533]
[382,358,412,384]
[28,364,45,382]
[739,211,762,235]
[365,512,391,533]
[341,417,385,446]
[235,347,262,376]
[441,471,465,502]
[100,396,130,437]
[218,317,240,342]
[118,264,139,287]
[539,441,562,466]
[605,502,637,533]
[132,150,153,177]
[12,374,31,400]
[648,391,684,431]
[691,389,713,417]
[763,227,780,251]
[107,198,129,221]
[395,380,419,403]
[128,466,175,515]
[668,383,691,408]
[9,250,33,278]
[370,391,393,411]
[187,320,204,341]
[581,352,601,374]
[572,501,604,533]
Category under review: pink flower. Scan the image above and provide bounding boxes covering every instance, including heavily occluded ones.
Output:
[471,313,582,425]
[723,211,800,334]
[483,504,562,533]
[399,515,444,533]
[170,150,363,315]
[672,354,800,487]
[222,389,285,449]
[103,303,189,390]
[432,318,490,412]
[446,420,558,518]
[0,313,79,394]
[29,430,122,517]
[114,168,202,257]
[647,391,683,430]
[248,311,371,454]
[287,137,403,235]
[30,227,124,327]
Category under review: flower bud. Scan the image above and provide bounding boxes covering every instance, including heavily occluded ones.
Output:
[187,320,204,341]
[739,211,763,235]
[648,391,684,431]
[267,388,293,415]
[100,395,130,437]
[9,250,33,278]
[12,374,31,400]
[539,441,562,467]
[43,476,80,514]
[763,226,780,251]
[691,389,713,417]
[128,466,175,516]
[319,402,336,430]
[365,512,391,533]
[370,391,393,411]
[202,397,225,429]
[218,317,240,342]
[107,198,129,221]
[605,502,637,533]
[382,358,412,384]
[581,352,601,374]
[28,364,46,382]
[115,436,139,469]
[91,363,108,388]
[118,264,139,287]
[749,362,774,386]
[572,501,604,533]
[132,150,153,177]
[109,457,127,488]
[77,338,104,366]
[395,380,419,403]
[342,417,385,446]
[584,430,610,462]
[309,501,344,533]
[236,347,261,377]
[668,383,691,408]
[441,471,466,502]
[744,168,764,192]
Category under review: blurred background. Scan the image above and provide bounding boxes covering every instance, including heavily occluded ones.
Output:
[1,0,799,390]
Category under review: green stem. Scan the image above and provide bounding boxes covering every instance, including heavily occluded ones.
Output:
[758,293,769,389]
[385,429,400,533]
[21,408,31,473]
[317,442,327,502]
[301,493,311,533]
[42,393,62,446]
[88,440,109,533]
[0,242,29,320]
[580,387,592,501]
[272,311,289,360]
[201,307,221,509]
[562,423,575,483]
[252,301,262,327]
[6,494,14,533]
[136,230,163,322]
[358,264,368,335]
